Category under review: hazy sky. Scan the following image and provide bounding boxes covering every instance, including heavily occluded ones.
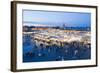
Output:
[23,10,91,27]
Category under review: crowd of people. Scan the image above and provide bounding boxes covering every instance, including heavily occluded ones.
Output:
[23,34,91,62]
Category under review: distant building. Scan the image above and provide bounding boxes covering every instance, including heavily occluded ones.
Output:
[23,26,29,32]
